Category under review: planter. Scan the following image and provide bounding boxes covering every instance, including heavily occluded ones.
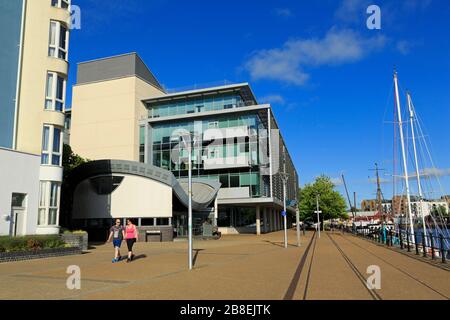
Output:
[60,233,88,251]
[0,247,82,263]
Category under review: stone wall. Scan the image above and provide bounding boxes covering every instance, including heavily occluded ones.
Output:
[60,233,88,251]
[0,247,82,263]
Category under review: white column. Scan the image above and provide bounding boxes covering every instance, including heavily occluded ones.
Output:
[256,205,261,235]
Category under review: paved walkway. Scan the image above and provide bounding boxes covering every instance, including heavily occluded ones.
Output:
[0,230,448,300]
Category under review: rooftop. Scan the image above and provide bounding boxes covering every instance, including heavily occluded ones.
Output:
[142,82,257,105]
[76,52,165,92]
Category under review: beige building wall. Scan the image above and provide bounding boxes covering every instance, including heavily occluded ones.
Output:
[71,76,164,161]
[15,0,70,154]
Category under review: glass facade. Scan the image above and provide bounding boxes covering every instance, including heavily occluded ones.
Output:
[148,93,252,118]
[150,113,265,197]
[0,0,24,148]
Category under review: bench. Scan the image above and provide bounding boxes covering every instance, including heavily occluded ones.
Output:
[145,230,162,242]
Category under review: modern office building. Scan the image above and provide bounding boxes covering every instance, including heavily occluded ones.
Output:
[69,53,299,238]
[0,0,71,236]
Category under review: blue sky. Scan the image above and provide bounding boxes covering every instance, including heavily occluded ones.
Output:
[68,0,450,206]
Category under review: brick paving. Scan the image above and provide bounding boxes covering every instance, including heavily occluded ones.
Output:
[0,230,448,300]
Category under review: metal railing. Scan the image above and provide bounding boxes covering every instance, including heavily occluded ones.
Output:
[344,226,449,264]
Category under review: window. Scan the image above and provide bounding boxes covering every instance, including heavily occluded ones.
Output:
[11,193,27,208]
[41,125,63,166]
[45,72,66,111]
[38,181,60,226]
[48,21,69,60]
[51,0,70,10]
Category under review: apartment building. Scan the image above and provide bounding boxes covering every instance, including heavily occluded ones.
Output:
[361,196,448,219]
[69,53,299,238]
[0,0,71,236]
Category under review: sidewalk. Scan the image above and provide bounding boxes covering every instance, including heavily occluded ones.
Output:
[0,230,448,300]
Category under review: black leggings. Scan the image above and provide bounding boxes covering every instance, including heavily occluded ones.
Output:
[126,238,136,252]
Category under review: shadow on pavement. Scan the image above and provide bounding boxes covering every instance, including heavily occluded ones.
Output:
[263,240,298,248]
[193,249,205,267]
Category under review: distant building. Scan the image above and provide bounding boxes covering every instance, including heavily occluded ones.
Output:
[361,196,448,219]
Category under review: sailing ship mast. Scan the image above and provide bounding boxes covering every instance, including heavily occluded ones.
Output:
[407,92,428,246]
[393,71,415,238]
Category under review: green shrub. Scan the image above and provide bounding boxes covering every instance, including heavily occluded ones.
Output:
[0,235,66,253]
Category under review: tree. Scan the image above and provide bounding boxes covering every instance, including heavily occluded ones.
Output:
[60,144,89,229]
[298,175,348,222]
[62,144,88,177]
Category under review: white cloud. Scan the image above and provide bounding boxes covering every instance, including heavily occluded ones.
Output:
[274,8,293,18]
[334,0,371,24]
[244,28,386,86]
[396,40,423,55]
[259,95,285,105]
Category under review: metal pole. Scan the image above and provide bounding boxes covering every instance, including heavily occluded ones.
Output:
[188,135,193,270]
[394,72,415,242]
[316,194,321,238]
[407,92,428,247]
[296,207,301,247]
[283,180,287,248]
[282,146,288,249]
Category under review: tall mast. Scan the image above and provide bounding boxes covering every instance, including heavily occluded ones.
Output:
[407,92,428,246]
[375,163,384,222]
[393,71,415,238]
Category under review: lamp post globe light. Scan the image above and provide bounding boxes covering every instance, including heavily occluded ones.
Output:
[281,172,288,249]
[182,132,196,270]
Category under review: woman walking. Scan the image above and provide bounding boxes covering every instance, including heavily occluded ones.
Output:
[125,219,138,263]
[107,219,125,263]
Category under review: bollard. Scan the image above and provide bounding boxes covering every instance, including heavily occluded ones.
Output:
[414,233,419,255]
[430,235,435,260]
[440,234,446,264]
[400,231,404,250]
[407,230,411,252]
[422,233,427,258]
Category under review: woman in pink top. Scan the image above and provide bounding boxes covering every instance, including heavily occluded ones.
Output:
[125,219,138,262]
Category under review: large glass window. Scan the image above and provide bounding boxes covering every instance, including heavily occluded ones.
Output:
[41,125,63,166]
[48,21,69,60]
[149,94,244,118]
[38,181,60,226]
[45,72,66,111]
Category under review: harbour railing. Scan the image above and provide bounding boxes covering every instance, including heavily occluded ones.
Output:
[344,226,449,264]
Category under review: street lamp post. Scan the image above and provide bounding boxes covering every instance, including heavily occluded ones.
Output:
[281,146,288,249]
[187,137,193,270]
[182,133,195,270]
[282,175,288,248]
[315,194,322,238]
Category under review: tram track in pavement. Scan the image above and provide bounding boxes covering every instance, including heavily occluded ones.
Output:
[338,233,449,299]
[326,232,383,300]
